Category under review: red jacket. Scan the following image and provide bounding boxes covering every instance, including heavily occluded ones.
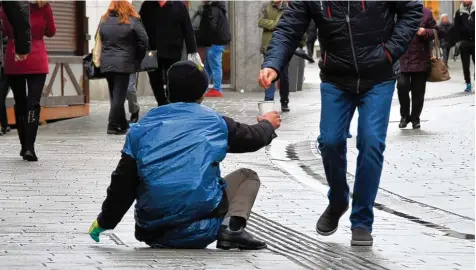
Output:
[1,3,56,75]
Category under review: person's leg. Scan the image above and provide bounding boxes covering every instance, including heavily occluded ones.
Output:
[147,58,168,106]
[0,72,9,133]
[351,80,395,246]
[396,72,411,127]
[307,42,315,59]
[204,47,212,83]
[210,45,224,92]
[8,75,28,156]
[442,47,450,66]
[316,82,356,236]
[409,72,428,128]
[459,41,472,90]
[23,74,47,161]
[279,62,290,111]
[126,73,140,123]
[108,73,129,133]
[216,168,266,250]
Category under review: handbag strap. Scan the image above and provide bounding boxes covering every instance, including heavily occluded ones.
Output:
[431,29,441,59]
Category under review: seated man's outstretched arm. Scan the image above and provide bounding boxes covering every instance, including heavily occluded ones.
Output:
[97,153,140,230]
[223,115,278,154]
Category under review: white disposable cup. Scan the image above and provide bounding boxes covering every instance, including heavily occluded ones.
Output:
[258,101,276,115]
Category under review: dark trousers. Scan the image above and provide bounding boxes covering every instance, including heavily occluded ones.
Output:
[397,72,428,122]
[442,47,451,66]
[306,40,316,59]
[0,71,9,129]
[105,73,130,130]
[147,58,180,106]
[317,81,395,232]
[459,41,475,84]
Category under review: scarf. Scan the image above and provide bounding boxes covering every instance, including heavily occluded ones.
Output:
[460,2,475,15]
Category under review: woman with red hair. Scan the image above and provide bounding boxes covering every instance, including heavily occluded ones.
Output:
[1,0,55,161]
[98,0,148,135]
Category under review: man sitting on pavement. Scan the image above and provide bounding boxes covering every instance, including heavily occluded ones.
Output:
[88,60,281,250]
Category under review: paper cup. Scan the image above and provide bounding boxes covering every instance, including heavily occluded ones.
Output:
[258,101,275,115]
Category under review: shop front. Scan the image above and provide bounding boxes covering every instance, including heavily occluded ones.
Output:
[6,1,89,124]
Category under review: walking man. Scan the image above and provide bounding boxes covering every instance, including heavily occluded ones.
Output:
[139,0,198,106]
[197,1,231,98]
[259,1,422,246]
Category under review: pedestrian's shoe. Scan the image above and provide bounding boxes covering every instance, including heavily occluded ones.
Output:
[412,120,421,129]
[216,227,267,250]
[14,105,26,157]
[398,117,408,128]
[205,89,223,98]
[316,204,349,236]
[465,83,472,92]
[23,108,41,162]
[129,111,139,123]
[281,103,290,112]
[2,126,11,134]
[351,228,373,246]
[107,127,128,135]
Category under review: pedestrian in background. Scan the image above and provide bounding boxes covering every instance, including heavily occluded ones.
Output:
[397,7,437,129]
[259,1,422,246]
[259,0,290,112]
[2,0,55,161]
[126,73,140,123]
[139,0,198,106]
[197,1,231,98]
[306,20,317,60]
[452,0,475,92]
[438,14,453,67]
[98,0,148,135]
[0,35,10,135]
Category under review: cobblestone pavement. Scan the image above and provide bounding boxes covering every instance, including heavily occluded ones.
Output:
[0,61,473,269]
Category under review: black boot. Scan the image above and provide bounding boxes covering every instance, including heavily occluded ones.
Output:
[23,108,40,162]
[14,105,26,156]
[281,101,290,113]
[216,226,267,250]
[129,110,139,123]
[412,119,421,129]
[398,117,408,128]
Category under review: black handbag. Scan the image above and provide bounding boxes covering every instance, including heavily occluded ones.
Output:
[139,50,158,72]
[83,53,104,80]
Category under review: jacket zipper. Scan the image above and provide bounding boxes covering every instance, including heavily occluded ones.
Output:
[344,1,360,93]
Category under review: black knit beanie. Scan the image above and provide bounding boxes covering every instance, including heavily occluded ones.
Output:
[167,60,209,103]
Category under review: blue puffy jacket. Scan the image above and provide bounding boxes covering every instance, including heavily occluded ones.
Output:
[122,102,228,248]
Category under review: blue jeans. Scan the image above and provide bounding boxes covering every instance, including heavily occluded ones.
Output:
[317,80,395,232]
[264,62,289,105]
[204,45,225,91]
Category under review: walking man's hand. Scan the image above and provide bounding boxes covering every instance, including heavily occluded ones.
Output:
[258,68,278,89]
[258,111,281,130]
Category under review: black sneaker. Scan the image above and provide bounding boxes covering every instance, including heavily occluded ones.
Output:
[129,111,139,123]
[412,120,421,129]
[216,227,267,250]
[281,103,290,113]
[316,204,349,236]
[398,118,408,128]
[351,228,373,246]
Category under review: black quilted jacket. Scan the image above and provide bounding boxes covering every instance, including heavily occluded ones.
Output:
[263,1,423,93]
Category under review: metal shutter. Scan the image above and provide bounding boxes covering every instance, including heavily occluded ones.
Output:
[44,1,77,55]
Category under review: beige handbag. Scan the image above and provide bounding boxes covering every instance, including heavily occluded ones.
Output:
[428,29,450,82]
[92,22,102,68]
